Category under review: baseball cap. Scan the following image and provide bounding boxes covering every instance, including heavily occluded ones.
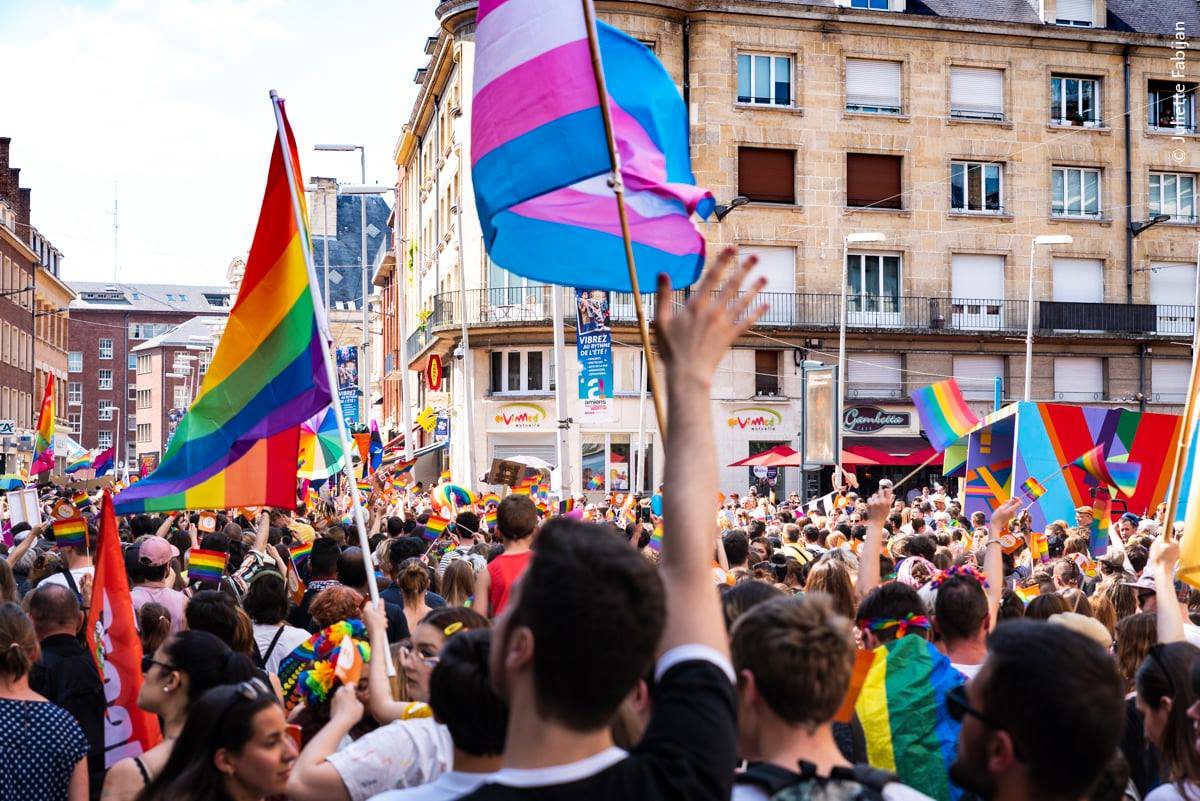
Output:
[1124,574,1156,592]
[138,537,180,567]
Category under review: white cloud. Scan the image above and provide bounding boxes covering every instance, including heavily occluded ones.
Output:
[2,0,437,285]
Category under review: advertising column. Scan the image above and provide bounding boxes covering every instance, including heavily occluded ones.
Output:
[576,290,614,424]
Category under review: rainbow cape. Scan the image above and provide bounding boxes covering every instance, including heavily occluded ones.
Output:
[113,96,331,514]
[1071,445,1141,498]
[909,379,980,452]
[30,373,54,474]
[855,635,965,801]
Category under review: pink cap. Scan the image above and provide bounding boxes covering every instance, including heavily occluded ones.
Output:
[138,537,180,567]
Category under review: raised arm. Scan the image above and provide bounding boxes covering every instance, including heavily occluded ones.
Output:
[655,248,765,658]
[985,497,1023,627]
[857,488,893,600]
[5,522,44,566]
[1149,537,1186,645]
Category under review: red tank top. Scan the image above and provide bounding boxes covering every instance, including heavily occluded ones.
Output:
[487,550,533,615]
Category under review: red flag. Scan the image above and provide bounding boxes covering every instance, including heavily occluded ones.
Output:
[85,490,162,765]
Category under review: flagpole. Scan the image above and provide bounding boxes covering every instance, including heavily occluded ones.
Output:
[580,0,667,443]
[270,92,391,655]
[1162,285,1200,541]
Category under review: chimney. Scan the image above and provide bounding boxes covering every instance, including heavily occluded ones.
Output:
[308,176,338,238]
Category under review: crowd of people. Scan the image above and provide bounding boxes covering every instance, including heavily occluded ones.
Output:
[0,250,1197,801]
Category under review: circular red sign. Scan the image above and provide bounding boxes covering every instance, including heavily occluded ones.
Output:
[427,354,444,392]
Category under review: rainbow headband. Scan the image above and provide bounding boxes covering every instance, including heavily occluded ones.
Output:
[927,564,988,590]
[859,613,931,638]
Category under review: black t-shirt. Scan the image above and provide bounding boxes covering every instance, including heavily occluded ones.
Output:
[460,649,737,801]
[29,634,106,801]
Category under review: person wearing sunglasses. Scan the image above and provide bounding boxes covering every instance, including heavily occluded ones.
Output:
[101,630,255,801]
[135,678,297,801]
[949,619,1124,801]
[1136,642,1200,801]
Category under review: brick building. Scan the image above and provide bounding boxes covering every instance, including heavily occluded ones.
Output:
[380,0,1200,498]
[29,226,73,449]
[0,138,38,470]
[67,283,231,469]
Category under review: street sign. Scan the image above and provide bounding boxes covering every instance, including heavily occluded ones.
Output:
[427,354,444,392]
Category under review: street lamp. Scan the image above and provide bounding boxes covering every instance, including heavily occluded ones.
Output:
[315,143,369,425]
[305,181,335,314]
[714,196,750,222]
[1130,213,1171,237]
[1024,234,1074,401]
[839,232,885,487]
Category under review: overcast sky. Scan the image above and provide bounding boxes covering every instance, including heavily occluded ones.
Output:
[2,0,439,286]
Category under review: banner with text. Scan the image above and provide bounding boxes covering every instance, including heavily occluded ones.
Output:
[336,346,360,426]
[576,290,614,423]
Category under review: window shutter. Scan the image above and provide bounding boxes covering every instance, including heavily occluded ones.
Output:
[847,353,901,398]
[1152,360,1189,403]
[1149,263,1195,305]
[846,154,902,208]
[738,147,796,203]
[1055,0,1093,23]
[1053,357,1103,401]
[951,254,1004,301]
[953,356,1003,401]
[950,67,1003,116]
[846,59,901,108]
[492,444,558,467]
[1051,258,1103,303]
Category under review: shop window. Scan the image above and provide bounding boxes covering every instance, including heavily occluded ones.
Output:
[581,433,653,493]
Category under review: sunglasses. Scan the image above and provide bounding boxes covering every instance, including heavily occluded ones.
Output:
[945,684,1026,759]
[141,656,178,675]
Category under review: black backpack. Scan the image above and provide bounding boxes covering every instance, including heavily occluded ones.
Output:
[736,760,898,801]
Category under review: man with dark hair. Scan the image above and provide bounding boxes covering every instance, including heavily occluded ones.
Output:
[462,249,755,800]
[474,495,537,617]
[338,547,408,642]
[289,537,343,630]
[438,511,486,578]
[386,516,406,537]
[27,583,106,800]
[951,619,1124,800]
[934,574,989,679]
[723,530,750,571]
[732,595,931,800]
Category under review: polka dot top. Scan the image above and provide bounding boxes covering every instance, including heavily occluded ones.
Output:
[0,698,88,801]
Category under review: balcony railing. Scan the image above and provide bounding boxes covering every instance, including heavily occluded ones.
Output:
[401,288,1197,357]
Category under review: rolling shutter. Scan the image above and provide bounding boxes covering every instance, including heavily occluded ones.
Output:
[1149,263,1195,305]
[1053,357,1103,402]
[951,254,1004,301]
[846,59,901,109]
[953,355,1003,401]
[738,147,796,204]
[1152,360,1189,404]
[847,353,901,399]
[1055,0,1093,24]
[846,154,902,209]
[1052,258,1103,303]
[950,67,1003,116]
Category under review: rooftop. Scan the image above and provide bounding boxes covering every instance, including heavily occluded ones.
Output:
[130,315,225,353]
[67,281,232,313]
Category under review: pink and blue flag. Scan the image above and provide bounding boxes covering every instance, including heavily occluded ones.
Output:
[471,0,713,292]
[92,446,115,477]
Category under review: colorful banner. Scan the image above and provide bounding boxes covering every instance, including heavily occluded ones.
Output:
[963,411,1016,517]
[576,289,614,423]
[336,346,360,425]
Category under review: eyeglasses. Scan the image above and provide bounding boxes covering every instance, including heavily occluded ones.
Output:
[141,656,178,674]
[213,678,274,726]
[399,645,440,669]
[945,684,1026,759]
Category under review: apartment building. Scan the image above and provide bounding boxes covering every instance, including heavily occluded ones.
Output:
[0,139,38,470]
[380,0,1200,496]
[29,226,74,450]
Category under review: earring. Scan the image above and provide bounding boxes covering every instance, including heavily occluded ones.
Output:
[163,687,171,693]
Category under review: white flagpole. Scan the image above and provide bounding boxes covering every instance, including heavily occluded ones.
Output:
[270,93,391,670]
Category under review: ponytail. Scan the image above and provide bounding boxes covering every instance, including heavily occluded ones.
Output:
[0,603,36,680]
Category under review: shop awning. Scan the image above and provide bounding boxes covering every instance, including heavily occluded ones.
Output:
[844,437,941,466]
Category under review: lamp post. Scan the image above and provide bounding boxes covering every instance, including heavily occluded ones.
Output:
[839,232,885,487]
[305,182,334,313]
[1024,235,1074,401]
[315,144,369,424]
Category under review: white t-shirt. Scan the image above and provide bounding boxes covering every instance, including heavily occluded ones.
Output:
[734,780,935,801]
[326,716,453,801]
[252,623,311,675]
[1146,781,1200,801]
[950,662,983,680]
[39,565,94,592]
[371,771,493,801]
[1183,625,1200,650]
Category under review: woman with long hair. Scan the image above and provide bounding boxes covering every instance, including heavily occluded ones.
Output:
[102,630,256,800]
[0,602,88,801]
[440,559,476,609]
[1136,641,1200,800]
[804,557,857,621]
[396,559,432,636]
[1118,613,1161,797]
[137,603,172,664]
[135,679,297,801]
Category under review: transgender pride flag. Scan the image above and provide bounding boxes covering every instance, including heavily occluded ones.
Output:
[471,0,713,292]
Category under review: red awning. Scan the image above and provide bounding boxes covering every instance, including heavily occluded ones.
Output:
[844,437,942,467]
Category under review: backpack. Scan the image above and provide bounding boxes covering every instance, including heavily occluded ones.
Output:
[736,760,898,801]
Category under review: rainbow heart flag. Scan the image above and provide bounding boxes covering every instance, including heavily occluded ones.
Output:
[481,492,502,508]
[53,517,88,549]
[1071,445,1141,498]
[188,549,227,585]
[909,379,980,452]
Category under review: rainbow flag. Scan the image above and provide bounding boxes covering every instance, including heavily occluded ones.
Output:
[909,380,980,453]
[855,635,965,801]
[1014,583,1041,604]
[484,508,498,529]
[289,541,312,568]
[511,479,533,497]
[356,479,372,495]
[559,498,576,515]
[1029,532,1049,563]
[1020,476,1047,502]
[586,474,603,490]
[1089,486,1112,557]
[113,96,332,514]
[393,457,417,475]
[472,2,713,293]
[65,451,94,475]
[439,469,452,483]
[30,373,54,474]
[649,523,663,552]
[425,515,450,541]
[92,446,115,477]
[188,549,227,585]
[72,491,91,511]
[1071,445,1141,498]
[54,517,88,549]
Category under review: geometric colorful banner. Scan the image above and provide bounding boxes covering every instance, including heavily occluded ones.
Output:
[963,410,1016,516]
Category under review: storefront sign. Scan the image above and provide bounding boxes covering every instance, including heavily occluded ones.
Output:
[726,407,783,432]
[576,289,614,423]
[434,414,450,442]
[335,346,360,425]
[843,406,911,434]
[0,420,15,436]
[426,354,444,392]
[492,402,549,430]
[803,366,837,466]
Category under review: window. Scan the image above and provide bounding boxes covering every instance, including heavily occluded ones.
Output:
[1149,262,1196,334]
[1052,167,1102,218]
[1153,360,1189,404]
[1054,357,1104,402]
[950,162,1003,213]
[740,245,798,323]
[128,385,137,401]
[1149,172,1197,223]
[1055,0,1093,26]
[137,355,151,374]
[850,0,890,7]
[581,433,648,493]
[736,53,792,106]
[67,413,80,435]
[845,59,901,114]
[1053,258,1104,302]
[1051,75,1101,126]
[754,350,781,396]
[97,430,113,449]
[950,67,1004,120]
[137,424,151,443]
[613,348,645,394]
[98,400,115,421]
[951,254,1005,329]
[954,356,1003,401]
[98,369,113,390]
[737,147,796,204]
[137,389,152,410]
[98,338,113,360]
[847,353,902,399]
[488,349,553,394]
[68,351,82,372]
[847,253,902,320]
[1149,81,1197,133]
[128,354,137,370]
[847,153,902,209]
[173,385,191,409]
[67,382,82,405]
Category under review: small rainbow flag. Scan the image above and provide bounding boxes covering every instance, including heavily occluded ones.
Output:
[65,452,93,474]
[54,517,88,549]
[439,469,452,483]
[586,474,603,490]
[1088,486,1112,557]
[624,504,638,526]
[511,479,534,497]
[649,524,663,552]
[188,549,227,585]
[1030,532,1049,563]
[1014,583,1041,604]
[1020,476,1047,502]
[559,499,576,515]
[1071,445,1141,499]
[484,508,498,529]
[289,541,313,568]
[356,479,372,494]
[393,457,417,475]
[425,515,450,541]
[909,379,981,452]
[72,491,91,510]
